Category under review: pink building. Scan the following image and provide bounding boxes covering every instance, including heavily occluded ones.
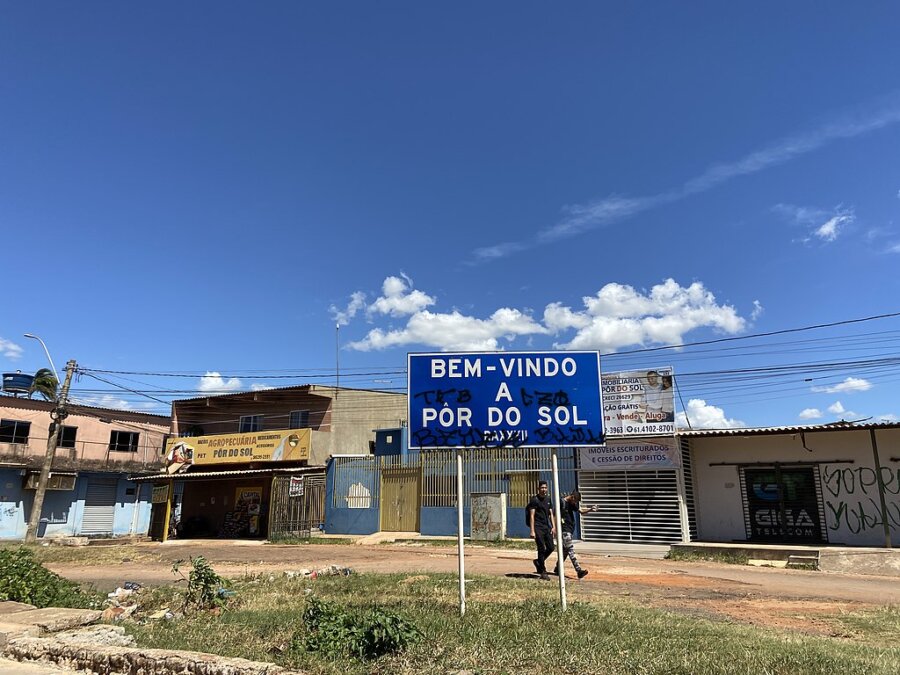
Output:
[0,395,170,539]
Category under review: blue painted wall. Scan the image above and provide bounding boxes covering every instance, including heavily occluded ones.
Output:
[0,469,151,540]
[324,448,579,538]
[324,457,379,535]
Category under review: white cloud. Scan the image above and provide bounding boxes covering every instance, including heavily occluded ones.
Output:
[750,300,764,321]
[198,371,242,393]
[0,337,24,360]
[346,278,747,353]
[813,210,854,242]
[330,291,367,327]
[774,204,855,243]
[811,377,872,394]
[827,401,845,414]
[250,383,274,391]
[73,394,160,412]
[798,408,823,420]
[367,274,436,318]
[876,413,898,423]
[888,242,900,254]
[547,279,746,351]
[349,308,547,352]
[472,98,900,262]
[676,399,745,429]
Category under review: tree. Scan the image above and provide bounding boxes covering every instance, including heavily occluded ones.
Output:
[28,368,59,401]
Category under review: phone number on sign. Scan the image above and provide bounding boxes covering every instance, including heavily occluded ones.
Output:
[623,423,675,434]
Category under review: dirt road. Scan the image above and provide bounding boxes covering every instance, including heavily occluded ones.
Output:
[45,540,900,635]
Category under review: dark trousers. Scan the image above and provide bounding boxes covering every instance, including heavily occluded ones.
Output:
[534,528,555,573]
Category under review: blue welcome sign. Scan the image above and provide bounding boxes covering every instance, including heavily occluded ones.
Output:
[408,351,603,449]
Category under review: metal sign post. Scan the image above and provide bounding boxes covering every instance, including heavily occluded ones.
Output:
[551,447,567,611]
[456,447,466,616]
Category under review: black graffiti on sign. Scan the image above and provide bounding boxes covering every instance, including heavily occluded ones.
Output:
[411,424,603,449]
[519,389,571,407]
[413,388,472,406]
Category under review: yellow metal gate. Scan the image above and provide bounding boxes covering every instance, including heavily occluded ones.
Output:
[380,467,421,532]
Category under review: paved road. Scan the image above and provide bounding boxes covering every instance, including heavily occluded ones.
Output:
[47,541,900,606]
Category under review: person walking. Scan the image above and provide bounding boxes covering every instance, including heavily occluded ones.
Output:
[527,480,556,580]
[558,489,593,579]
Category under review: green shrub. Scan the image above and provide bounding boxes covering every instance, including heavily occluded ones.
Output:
[172,556,233,613]
[297,597,421,660]
[0,547,98,608]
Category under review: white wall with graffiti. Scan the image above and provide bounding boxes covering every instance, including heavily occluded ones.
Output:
[687,426,900,548]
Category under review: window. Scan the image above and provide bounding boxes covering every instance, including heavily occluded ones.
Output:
[239,415,261,433]
[289,410,309,429]
[109,430,140,452]
[24,472,76,491]
[59,425,78,449]
[0,419,31,444]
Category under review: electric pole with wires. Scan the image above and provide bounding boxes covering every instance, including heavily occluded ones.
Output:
[25,359,77,543]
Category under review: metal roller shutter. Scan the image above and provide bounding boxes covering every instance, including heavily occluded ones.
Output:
[579,469,682,544]
[82,479,117,535]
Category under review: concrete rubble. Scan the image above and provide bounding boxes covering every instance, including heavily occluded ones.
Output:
[0,601,302,675]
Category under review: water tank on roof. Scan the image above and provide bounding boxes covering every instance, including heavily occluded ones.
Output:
[2,371,34,395]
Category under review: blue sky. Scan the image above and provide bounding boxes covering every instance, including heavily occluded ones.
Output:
[2,2,899,428]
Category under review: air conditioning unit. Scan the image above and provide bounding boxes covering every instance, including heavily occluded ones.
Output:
[23,472,76,491]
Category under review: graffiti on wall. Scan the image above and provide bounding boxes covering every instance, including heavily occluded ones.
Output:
[822,465,900,534]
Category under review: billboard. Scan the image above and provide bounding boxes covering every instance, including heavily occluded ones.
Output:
[408,351,603,449]
[601,367,675,436]
[163,428,310,467]
[579,437,680,471]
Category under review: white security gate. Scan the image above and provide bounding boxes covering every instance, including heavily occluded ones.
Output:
[579,470,683,543]
[81,479,118,535]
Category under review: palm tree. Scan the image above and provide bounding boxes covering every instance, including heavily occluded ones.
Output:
[28,368,59,401]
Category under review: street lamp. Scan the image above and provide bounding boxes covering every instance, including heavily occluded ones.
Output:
[23,333,60,385]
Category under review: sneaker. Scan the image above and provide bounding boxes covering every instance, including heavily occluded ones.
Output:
[539,572,550,581]
[577,569,589,579]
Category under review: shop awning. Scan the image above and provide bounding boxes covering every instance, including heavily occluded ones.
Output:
[128,465,326,482]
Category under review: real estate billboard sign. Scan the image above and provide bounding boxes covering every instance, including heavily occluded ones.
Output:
[601,367,675,436]
[408,351,603,449]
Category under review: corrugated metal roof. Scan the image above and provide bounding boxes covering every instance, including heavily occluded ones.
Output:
[128,464,326,481]
[676,420,900,438]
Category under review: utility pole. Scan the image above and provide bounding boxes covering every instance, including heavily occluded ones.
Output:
[25,359,76,543]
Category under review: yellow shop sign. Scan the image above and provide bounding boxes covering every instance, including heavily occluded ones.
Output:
[164,429,310,467]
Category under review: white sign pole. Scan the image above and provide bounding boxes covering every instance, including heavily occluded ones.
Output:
[456,447,466,616]
[551,447,567,611]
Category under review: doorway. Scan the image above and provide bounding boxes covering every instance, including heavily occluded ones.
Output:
[380,467,421,532]
[742,466,826,544]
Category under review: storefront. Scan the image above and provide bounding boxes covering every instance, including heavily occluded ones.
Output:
[135,428,325,541]
[577,436,693,544]
[683,422,900,547]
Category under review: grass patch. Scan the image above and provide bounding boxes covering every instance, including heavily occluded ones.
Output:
[0,542,160,566]
[0,547,103,609]
[268,536,360,546]
[837,606,900,646]
[125,572,899,674]
[666,548,751,565]
[389,537,536,551]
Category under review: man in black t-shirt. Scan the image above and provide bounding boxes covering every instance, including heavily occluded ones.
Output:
[559,490,593,579]
[527,481,556,580]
